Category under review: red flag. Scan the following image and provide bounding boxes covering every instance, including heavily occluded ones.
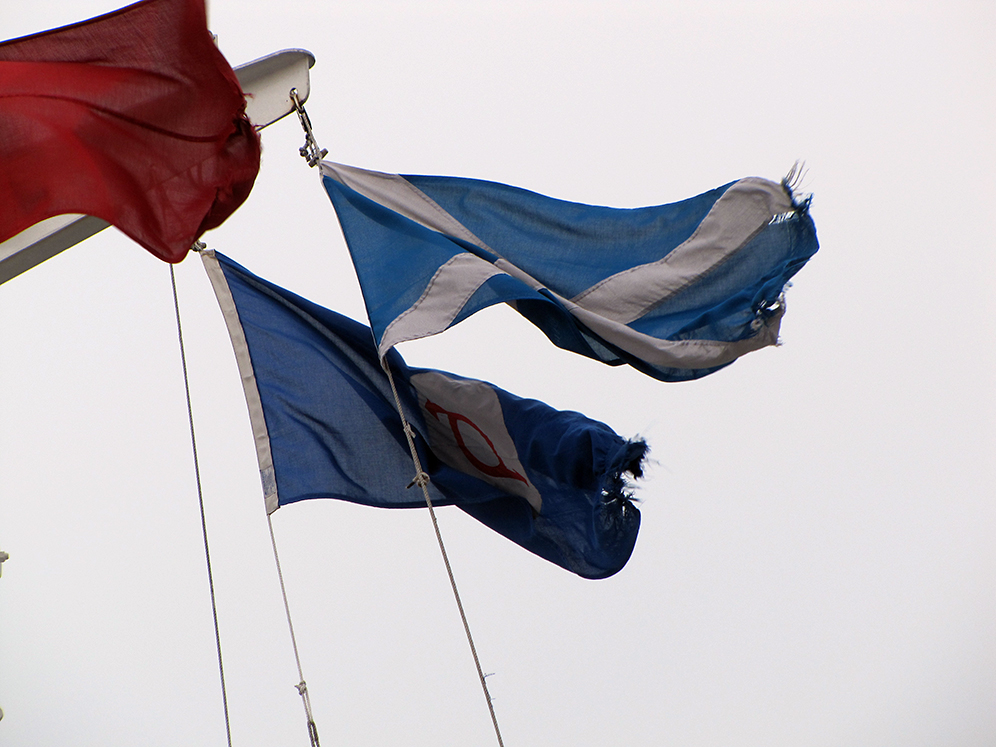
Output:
[0,0,261,263]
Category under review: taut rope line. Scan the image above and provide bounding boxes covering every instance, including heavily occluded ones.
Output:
[267,512,322,747]
[381,358,505,747]
[287,89,498,744]
[170,260,233,747]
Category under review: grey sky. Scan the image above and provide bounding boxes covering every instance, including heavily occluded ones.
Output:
[1,1,994,745]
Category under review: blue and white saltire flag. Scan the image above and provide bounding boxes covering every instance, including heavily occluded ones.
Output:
[320,161,819,382]
[203,250,646,579]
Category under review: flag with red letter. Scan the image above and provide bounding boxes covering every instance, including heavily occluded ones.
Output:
[203,250,646,579]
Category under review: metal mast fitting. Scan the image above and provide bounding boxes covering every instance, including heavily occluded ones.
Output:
[290,88,326,168]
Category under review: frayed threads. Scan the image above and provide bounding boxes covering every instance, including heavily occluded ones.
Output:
[782,160,813,213]
[602,438,649,504]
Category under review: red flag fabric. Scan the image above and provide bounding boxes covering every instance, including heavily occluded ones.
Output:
[0,0,261,263]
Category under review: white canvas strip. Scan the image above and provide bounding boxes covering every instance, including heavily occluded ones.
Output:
[379,253,506,355]
[571,178,793,323]
[493,258,783,369]
[320,161,497,254]
[568,300,784,369]
[410,371,543,513]
[201,250,280,514]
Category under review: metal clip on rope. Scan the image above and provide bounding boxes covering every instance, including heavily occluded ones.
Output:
[290,88,327,167]
[406,471,431,490]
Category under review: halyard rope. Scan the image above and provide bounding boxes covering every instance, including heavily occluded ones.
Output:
[188,242,321,746]
[381,357,505,747]
[170,261,233,747]
[267,512,322,747]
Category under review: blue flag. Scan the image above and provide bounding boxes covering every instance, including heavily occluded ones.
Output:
[320,161,818,382]
[203,250,645,578]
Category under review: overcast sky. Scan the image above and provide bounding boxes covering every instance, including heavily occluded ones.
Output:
[2,1,994,746]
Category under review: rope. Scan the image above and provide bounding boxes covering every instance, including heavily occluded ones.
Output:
[170,262,233,747]
[267,513,322,747]
[381,358,505,747]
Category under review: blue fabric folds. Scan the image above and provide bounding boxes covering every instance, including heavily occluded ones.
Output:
[206,251,644,578]
[320,162,818,382]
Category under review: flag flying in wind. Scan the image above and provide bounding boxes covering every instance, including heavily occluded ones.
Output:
[203,250,646,579]
[321,161,819,382]
[0,0,260,263]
